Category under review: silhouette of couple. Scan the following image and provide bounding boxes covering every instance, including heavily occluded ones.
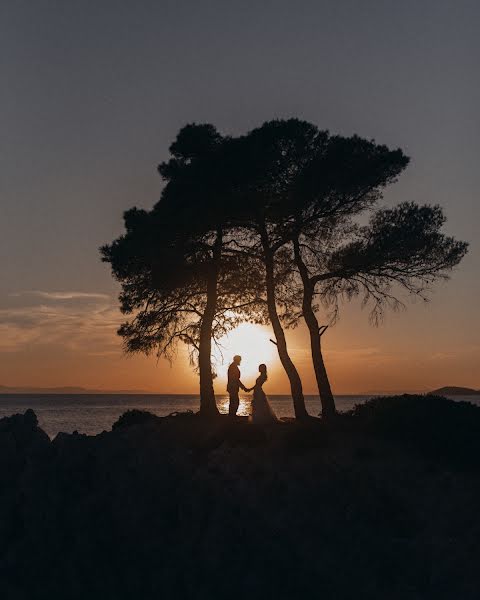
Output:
[227,355,278,423]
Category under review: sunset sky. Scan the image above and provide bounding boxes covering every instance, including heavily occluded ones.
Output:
[1,1,478,394]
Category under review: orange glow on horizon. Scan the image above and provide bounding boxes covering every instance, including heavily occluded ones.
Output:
[214,323,276,383]
[0,292,478,396]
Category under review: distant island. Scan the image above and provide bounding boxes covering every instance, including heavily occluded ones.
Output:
[2,384,479,396]
[0,385,152,395]
[429,386,479,396]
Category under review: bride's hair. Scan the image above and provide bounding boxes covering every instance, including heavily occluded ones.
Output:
[258,364,267,380]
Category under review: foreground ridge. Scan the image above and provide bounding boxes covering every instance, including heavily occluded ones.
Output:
[1,395,479,599]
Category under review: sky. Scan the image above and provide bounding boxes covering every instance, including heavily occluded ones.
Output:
[1,0,479,394]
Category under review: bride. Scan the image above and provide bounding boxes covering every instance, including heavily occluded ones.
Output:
[247,364,278,424]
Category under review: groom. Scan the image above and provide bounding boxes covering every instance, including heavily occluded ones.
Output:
[227,355,248,417]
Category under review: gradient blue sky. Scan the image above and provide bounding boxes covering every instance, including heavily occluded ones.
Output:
[1,1,478,393]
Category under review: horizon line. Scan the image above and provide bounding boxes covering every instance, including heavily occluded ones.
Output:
[1,388,476,396]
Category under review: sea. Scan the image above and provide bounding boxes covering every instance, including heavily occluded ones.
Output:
[1,393,479,438]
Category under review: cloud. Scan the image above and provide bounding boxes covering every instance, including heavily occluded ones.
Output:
[11,291,110,301]
[327,347,382,359]
[290,345,384,363]
[429,352,455,361]
[0,295,124,354]
[428,346,480,362]
[0,322,41,352]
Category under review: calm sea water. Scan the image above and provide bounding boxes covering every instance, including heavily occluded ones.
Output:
[0,393,479,438]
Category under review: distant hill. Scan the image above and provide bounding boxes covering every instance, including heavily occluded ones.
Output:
[429,386,479,396]
[0,385,152,395]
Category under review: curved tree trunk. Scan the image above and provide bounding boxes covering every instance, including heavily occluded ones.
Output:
[260,224,309,419]
[293,239,336,418]
[302,293,336,419]
[198,229,222,417]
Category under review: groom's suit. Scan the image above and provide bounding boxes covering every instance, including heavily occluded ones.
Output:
[227,362,246,417]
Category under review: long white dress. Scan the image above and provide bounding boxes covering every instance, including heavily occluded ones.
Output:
[250,373,278,424]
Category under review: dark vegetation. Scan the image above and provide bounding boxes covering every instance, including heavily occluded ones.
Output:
[1,395,479,599]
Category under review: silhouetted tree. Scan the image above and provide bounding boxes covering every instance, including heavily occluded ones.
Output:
[315,201,468,323]
[103,118,468,423]
[225,124,316,419]
[289,136,467,417]
[219,120,467,419]
[287,131,411,417]
[102,125,261,416]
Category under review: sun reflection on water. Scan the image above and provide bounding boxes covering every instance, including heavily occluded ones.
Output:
[217,394,252,416]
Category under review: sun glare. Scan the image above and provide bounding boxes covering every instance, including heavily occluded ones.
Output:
[215,323,276,381]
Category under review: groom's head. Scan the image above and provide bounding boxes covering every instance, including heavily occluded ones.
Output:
[233,355,242,365]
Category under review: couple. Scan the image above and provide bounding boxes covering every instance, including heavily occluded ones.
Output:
[227,355,278,423]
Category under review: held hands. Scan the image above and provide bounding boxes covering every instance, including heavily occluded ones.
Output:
[240,382,254,393]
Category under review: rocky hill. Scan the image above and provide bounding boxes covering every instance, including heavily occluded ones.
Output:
[1,395,479,599]
[429,386,479,395]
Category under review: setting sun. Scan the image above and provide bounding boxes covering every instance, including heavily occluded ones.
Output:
[215,323,276,381]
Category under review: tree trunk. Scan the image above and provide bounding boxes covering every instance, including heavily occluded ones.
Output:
[293,239,336,419]
[198,230,222,417]
[259,224,309,419]
[303,290,336,419]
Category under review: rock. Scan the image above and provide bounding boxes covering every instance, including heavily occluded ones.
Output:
[0,402,479,599]
[112,409,163,430]
[0,410,50,464]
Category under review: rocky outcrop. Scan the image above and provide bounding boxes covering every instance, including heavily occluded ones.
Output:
[0,396,479,600]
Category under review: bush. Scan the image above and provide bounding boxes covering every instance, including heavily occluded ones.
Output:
[350,394,480,465]
[112,409,163,430]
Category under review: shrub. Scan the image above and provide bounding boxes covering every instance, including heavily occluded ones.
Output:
[350,394,480,466]
[112,409,163,430]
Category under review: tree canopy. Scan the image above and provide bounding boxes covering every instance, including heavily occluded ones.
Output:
[102,118,468,419]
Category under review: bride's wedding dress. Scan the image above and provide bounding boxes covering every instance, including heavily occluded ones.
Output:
[250,373,278,424]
